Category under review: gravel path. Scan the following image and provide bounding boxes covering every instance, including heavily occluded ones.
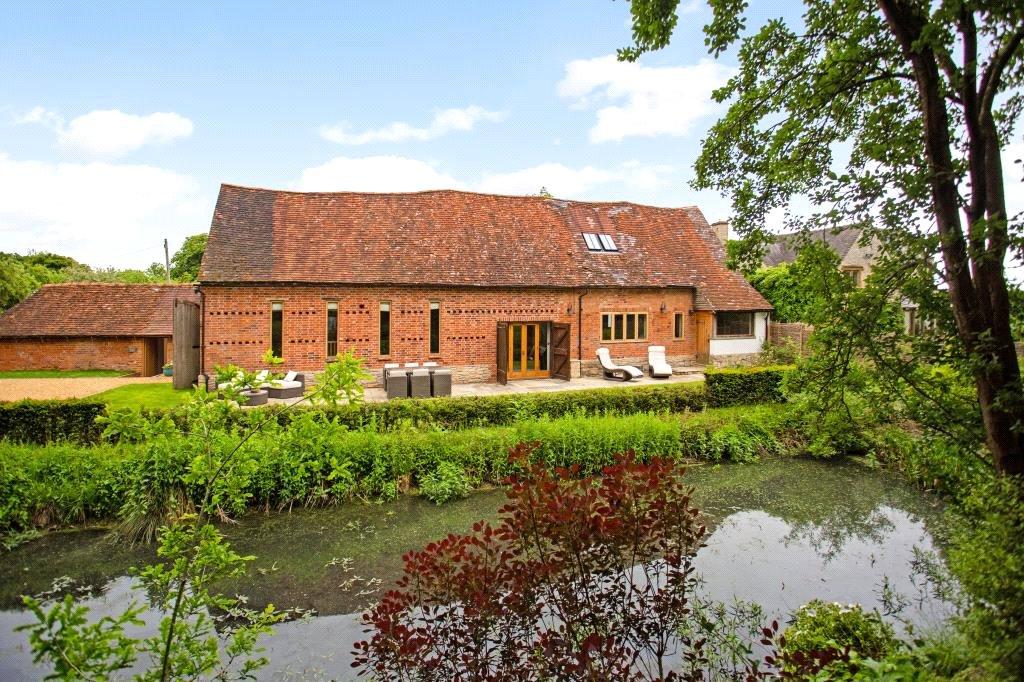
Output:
[0,376,170,401]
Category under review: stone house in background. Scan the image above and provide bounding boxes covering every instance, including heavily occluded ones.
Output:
[761,225,920,334]
[763,225,878,287]
[0,283,198,375]
[197,185,772,383]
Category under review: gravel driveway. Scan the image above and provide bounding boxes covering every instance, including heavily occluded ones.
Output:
[0,376,170,401]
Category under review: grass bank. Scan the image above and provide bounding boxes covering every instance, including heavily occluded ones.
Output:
[89,382,190,411]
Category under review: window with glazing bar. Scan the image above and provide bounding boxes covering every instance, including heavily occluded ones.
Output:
[379,302,391,355]
[429,302,440,355]
[271,302,283,357]
[600,312,648,341]
[326,302,338,357]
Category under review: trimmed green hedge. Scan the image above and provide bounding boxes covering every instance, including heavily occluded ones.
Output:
[0,399,105,444]
[1,367,791,446]
[705,366,792,408]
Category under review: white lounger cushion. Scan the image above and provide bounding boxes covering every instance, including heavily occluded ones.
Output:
[648,346,673,377]
[596,348,644,378]
[283,371,297,382]
[271,380,302,389]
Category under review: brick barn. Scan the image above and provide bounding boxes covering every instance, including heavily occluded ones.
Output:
[198,185,772,383]
[0,283,199,375]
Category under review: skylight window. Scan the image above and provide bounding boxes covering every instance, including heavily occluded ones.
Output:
[582,232,619,252]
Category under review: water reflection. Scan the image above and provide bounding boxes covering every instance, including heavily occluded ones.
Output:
[0,458,952,680]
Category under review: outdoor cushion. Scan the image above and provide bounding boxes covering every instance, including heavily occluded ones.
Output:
[596,348,643,381]
[648,346,673,378]
[283,371,297,382]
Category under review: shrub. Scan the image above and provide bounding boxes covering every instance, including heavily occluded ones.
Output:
[777,600,898,676]
[419,461,472,504]
[354,447,728,679]
[705,366,790,408]
[0,399,105,444]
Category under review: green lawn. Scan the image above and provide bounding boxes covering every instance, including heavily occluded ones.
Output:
[0,369,131,379]
[90,383,194,411]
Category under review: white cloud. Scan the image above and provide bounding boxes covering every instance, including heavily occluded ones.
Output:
[0,152,208,268]
[14,107,194,157]
[320,105,506,145]
[558,54,732,143]
[294,155,466,192]
[477,161,675,198]
[680,0,703,14]
[294,155,674,201]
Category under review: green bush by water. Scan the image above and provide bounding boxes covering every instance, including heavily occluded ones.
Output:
[0,405,799,539]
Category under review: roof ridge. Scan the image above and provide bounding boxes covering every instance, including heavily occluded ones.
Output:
[218,183,699,211]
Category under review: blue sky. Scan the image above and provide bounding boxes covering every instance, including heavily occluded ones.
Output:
[2,1,1019,271]
[0,0,778,267]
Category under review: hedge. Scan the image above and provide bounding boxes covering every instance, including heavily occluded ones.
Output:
[0,399,105,445]
[0,367,792,446]
[705,366,792,408]
[0,407,799,537]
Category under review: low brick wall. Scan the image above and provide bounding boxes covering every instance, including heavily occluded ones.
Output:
[0,336,151,374]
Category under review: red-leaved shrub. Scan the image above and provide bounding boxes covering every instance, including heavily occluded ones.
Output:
[353,443,717,680]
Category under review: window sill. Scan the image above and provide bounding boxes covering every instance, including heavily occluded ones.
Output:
[599,339,650,344]
[713,335,755,340]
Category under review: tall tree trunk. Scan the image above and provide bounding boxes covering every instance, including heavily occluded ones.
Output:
[878,0,1024,475]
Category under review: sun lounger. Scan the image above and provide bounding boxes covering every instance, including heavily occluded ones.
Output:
[410,368,431,397]
[267,371,305,399]
[596,347,643,381]
[647,346,673,378]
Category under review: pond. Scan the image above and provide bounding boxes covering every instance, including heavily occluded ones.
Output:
[0,457,953,680]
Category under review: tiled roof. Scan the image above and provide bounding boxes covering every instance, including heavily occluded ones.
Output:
[763,226,862,267]
[201,184,771,312]
[0,283,199,338]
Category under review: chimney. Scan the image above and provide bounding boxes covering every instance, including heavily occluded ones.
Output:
[710,219,729,246]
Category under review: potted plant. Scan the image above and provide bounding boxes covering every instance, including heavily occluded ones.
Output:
[237,368,269,406]
[162,362,174,377]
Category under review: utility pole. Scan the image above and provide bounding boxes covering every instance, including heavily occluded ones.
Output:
[163,238,171,282]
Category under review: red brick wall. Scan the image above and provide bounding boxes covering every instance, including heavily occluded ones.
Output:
[201,285,697,381]
[0,337,157,374]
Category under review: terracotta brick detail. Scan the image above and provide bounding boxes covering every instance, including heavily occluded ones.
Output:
[202,284,698,381]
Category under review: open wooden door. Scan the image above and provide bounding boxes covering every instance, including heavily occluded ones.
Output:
[173,299,201,389]
[551,322,570,380]
[694,312,712,364]
[496,321,508,385]
[141,338,162,376]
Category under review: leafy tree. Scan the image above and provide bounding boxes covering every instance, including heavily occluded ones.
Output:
[0,254,38,311]
[170,233,208,282]
[622,0,1024,475]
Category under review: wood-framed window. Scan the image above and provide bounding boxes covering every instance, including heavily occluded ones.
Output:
[429,301,440,355]
[270,302,283,357]
[673,312,685,340]
[326,302,338,358]
[842,266,864,287]
[379,301,391,356]
[715,312,754,338]
[600,312,648,342]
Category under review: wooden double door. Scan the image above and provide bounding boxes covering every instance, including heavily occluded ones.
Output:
[497,321,570,383]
